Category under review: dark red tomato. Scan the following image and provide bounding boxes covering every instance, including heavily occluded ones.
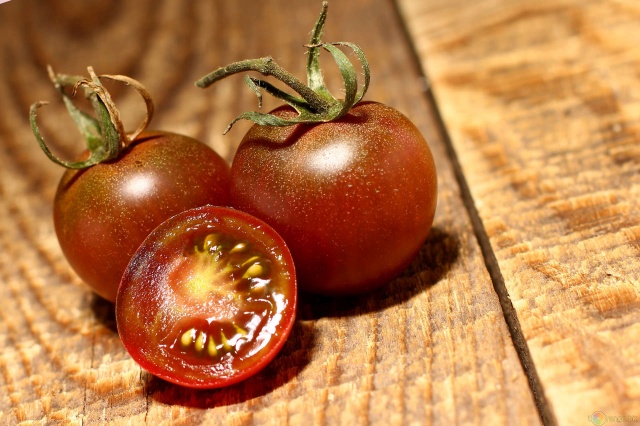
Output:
[230,101,437,295]
[116,205,296,389]
[54,131,231,302]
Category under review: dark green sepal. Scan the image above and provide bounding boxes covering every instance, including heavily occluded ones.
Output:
[196,1,371,133]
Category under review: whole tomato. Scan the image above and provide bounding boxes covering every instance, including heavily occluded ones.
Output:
[32,67,231,302]
[230,102,437,295]
[196,3,438,295]
[54,131,231,302]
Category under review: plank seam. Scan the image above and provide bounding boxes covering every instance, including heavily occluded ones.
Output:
[388,1,556,424]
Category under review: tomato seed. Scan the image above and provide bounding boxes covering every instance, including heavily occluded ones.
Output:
[207,336,218,357]
[230,242,249,254]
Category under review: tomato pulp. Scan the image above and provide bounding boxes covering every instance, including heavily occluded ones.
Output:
[116,206,297,388]
[230,101,438,295]
[54,131,231,302]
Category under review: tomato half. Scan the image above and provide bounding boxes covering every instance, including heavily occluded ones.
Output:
[116,206,297,389]
[53,131,231,302]
[230,101,437,295]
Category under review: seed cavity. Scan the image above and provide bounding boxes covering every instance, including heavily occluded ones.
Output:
[171,231,280,361]
[176,324,249,359]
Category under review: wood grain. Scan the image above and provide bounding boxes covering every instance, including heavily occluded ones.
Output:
[0,0,540,424]
[397,0,640,424]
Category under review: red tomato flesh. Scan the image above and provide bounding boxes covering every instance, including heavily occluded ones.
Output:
[116,206,297,389]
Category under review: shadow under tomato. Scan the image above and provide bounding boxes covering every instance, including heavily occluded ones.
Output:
[86,289,316,409]
[89,294,117,333]
[85,227,458,407]
[146,319,316,409]
[297,226,460,320]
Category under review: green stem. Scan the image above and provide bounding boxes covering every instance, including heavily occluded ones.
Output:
[306,2,332,100]
[195,1,370,132]
[195,57,332,113]
[30,66,154,169]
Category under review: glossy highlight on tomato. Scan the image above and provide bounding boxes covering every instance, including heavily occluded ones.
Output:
[116,206,297,389]
[53,131,231,302]
[230,101,437,295]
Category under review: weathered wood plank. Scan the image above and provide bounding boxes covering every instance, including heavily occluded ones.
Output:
[0,0,539,424]
[398,0,640,424]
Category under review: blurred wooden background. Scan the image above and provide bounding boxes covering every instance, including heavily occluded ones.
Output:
[1,0,639,425]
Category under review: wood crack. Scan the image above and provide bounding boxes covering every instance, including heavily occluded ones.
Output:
[417,46,556,426]
[389,0,555,424]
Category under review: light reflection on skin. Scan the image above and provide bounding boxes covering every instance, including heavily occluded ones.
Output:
[307,140,355,174]
[123,174,156,198]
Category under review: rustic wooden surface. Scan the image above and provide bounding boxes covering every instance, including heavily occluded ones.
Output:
[397,0,640,424]
[1,0,636,425]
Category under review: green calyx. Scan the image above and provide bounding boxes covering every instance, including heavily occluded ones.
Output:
[30,66,154,169]
[195,1,370,134]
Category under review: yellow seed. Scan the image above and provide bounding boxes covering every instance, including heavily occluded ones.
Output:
[195,332,206,352]
[221,331,233,351]
[207,336,218,357]
[243,263,264,279]
[203,234,219,251]
[233,323,248,335]
[242,256,262,267]
[181,329,194,347]
[230,242,248,254]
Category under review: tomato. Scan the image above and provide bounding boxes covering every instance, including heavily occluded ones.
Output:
[54,131,231,302]
[116,205,296,389]
[230,101,437,295]
[195,4,437,295]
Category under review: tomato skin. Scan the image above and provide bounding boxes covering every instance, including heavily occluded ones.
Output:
[116,206,297,389]
[54,131,231,302]
[230,101,437,295]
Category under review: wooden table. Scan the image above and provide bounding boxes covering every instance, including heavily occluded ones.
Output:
[1,1,638,424]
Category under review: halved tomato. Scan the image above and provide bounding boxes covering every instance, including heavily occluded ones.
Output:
[116,206,297,388]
